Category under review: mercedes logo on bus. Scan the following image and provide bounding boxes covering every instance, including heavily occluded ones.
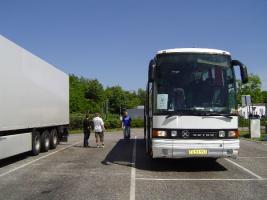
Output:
[181,130,190,138]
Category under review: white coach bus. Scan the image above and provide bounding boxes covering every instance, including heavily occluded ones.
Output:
[144,48,248,159]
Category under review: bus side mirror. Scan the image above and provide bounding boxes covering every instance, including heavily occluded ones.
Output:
[231,60,248,84]
[148,59,156,82]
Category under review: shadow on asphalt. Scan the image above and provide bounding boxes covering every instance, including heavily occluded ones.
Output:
[0,152,30,168]
[0,143,72,168]
[102,138,134,167]
[73,145,99,148]
[102,138,227,172]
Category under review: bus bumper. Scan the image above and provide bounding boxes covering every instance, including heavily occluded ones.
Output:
[152,139,239,159]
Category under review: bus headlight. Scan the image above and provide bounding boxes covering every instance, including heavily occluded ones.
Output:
[219,131,226,137]
[152,130,167,137]
[228,130,239,138]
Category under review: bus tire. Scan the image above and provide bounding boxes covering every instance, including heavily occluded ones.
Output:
[32,131,41,156]
[41,130,50,152]
[50,129,58,149]
[145,137,149,153]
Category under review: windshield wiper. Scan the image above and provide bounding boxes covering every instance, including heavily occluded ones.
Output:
[166,110,206,118]
[165,110,234,119]
[200,112,233,119]
[165,111,183,119]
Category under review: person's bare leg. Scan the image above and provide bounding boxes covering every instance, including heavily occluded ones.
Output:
[96,133,100,147]
[101,132,104,147]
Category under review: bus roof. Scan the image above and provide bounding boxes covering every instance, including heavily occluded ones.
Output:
[157,48,231,56]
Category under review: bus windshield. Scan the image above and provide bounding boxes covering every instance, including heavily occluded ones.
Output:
[154,53,236,115]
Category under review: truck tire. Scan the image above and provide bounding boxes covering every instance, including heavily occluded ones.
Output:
[32,131,41,156]
[41,130,50,152]
[50,129,58,149]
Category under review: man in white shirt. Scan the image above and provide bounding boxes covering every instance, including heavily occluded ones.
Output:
[92,113,105,148]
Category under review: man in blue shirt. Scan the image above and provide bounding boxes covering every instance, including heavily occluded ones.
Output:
[122,111,131,139]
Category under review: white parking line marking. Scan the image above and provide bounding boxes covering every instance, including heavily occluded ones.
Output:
[0,141,81,178]
[224,158,263,179]
[238,157,267,159]
[130,136,137,200]
[136,178,267,181]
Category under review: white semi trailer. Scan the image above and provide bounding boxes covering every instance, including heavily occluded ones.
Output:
[0,35,69,160]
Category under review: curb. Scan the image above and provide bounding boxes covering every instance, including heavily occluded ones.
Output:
[240,137,267,144]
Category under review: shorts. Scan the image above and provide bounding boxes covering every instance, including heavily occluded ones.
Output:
[95,132,104,142]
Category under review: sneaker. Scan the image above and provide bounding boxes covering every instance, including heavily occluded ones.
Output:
[97,145,100,148]
[101,144,105,148]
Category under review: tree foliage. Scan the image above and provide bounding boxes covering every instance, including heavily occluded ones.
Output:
[69,75,144,115]
[237,74,263,104]
[69,75,89,113]
[85,79,105,102]
[262,91,267,103]
[137,88,146,105]
[105,86,127,114]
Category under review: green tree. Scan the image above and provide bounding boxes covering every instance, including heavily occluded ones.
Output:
[85,79,105,102]
[69,75,105,114]
[69,74,88,113]
[262,91,267,103]
[125,91,141,109]
[137,88,146,105]
[237,74,263,104]
[70,74,146,116]
[105,86,127,114]
[84,79,105,113]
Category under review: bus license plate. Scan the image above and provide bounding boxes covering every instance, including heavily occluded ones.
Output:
[188,149,208,155]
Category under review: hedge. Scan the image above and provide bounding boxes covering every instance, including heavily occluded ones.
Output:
[70,113,84,130]
[70,113,144,130]
[131,118,144,128]
[71,114,266,130]
[238,116,267,127]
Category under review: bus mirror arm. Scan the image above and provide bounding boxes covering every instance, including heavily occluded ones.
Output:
[231,60,248,84]
[148,59,156,82]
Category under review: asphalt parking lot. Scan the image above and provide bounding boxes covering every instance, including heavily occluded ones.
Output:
[0,129,267,200]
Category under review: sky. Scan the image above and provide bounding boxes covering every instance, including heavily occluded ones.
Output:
[0,0,267,91]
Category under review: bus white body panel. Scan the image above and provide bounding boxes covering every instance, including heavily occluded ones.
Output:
[153,115,238,129]
[157,48,231,56]
[152,115,240,158]
[0,133,32,159]
[152,116,239,158]
[152,138,239,158]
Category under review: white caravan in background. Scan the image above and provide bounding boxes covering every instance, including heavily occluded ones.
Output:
[144,48,248,159]
[0,35,69,160]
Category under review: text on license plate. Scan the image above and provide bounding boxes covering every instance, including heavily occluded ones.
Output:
[188,149,208,155]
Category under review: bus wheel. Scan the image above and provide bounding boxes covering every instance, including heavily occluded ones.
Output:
[149,148,153,158]
[50,129,58,149]
[145,138,149,153]
[32,131,41,156]
[41,130,50,152]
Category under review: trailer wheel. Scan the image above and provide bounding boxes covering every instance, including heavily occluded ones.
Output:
[41,130,50,152]
[32,131,41,156]
[50,129,58,149]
